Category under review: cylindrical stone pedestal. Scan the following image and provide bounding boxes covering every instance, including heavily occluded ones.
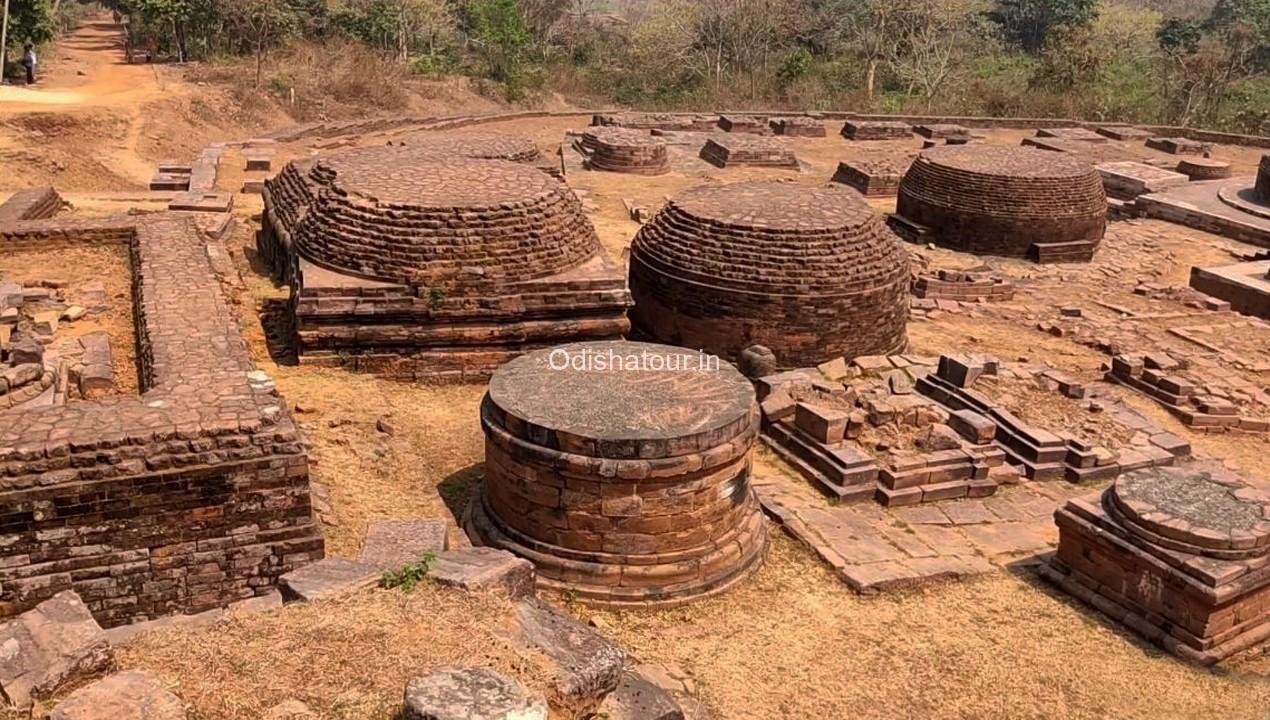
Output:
[583,127,670,175]
[1176,157,1232,182]
[468,340,768,607]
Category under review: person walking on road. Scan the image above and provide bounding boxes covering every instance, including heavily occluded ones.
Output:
[21,44,37,85]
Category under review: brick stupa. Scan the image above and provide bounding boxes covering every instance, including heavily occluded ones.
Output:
[628,180,909,368]
[893,145,1107,263]
[260,149,631,380]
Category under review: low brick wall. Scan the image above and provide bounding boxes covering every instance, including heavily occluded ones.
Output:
[0,212,323,628]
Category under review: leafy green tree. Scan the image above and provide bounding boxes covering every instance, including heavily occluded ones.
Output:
[988,0,1099,53]
[464,0,535,98]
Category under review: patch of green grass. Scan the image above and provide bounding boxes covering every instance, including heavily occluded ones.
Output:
[381,553,437,592]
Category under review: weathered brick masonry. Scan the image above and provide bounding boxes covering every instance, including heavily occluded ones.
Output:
[259,146,631,381]
[1043,466,1270,665]
[0,188,63,224]
[581,127,670,175]
[628,181,909,368]
[893,146,1107,263]
[0,211,323,628]
[468,341,768,607]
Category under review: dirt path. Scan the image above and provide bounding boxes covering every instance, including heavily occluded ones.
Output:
[0,14,180,112]
[0,14,206,190]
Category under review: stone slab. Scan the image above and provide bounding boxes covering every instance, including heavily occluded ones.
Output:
[358,519,450,571]
[0,591,112,708]
[430,547,536,598]
[49,670,185,720]
[403,666,547,720]
[596,670,685,720]
[279,558,380,603]
[511,601,626,706]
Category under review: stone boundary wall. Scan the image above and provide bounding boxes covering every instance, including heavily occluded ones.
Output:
[0,212,324,627]
[263,110,1270,150]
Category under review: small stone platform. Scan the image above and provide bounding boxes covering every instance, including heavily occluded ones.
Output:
[1043,466,1270,665]
[841,120,912,141]
[770,116,825,137]
[831,160,905,197]
[1146,136,1213,156]
[1036,127,1108,144]
[699,135,798,169]
[468,341,768,607]
[1096,161,1189,200]
[1189,261,1270,320]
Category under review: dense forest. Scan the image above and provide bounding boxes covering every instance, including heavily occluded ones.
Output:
[4,0,1268,133]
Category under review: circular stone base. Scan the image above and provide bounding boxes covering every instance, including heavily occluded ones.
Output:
[465,491,768,608]
[1106,467,1270,560]
[473,341,769,607]
[1217,181,1270,220]
[1177,157,1232,181]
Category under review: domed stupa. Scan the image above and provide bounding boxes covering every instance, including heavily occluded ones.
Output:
[260,147,630,380]
[628,180,909,368]
[893,145,1107,263]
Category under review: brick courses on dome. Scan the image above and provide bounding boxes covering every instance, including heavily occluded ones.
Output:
[1258,154,1270,204]
[628,181,909,367]
[581,127,670,175]
[287,155,598,286]
[259,148,631,380]
[468,341,768,607]
[894,145,1107,262]
[392,131,542,163]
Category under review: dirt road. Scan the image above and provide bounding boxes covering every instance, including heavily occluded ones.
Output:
[0,14,180,112]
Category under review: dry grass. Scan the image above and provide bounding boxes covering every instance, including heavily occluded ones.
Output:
[115,584,558,720]
[191,40,414,124]
[586,531,1270,720]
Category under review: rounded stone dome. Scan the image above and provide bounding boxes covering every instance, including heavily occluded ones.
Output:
[392,131,542,162]
[470,340,768,607]
[628,180,909,367]
[286,152,600,289]
[896,145,1106,257]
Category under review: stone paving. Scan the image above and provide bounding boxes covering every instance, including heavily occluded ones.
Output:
[754,467,1088,593]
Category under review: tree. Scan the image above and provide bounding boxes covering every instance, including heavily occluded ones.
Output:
[464,0,535,98]
[988,0,1098,53]
[885,0,986,109]
[334,0,455,61]
[225,0,297,88]
[1157,0,1267,124]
